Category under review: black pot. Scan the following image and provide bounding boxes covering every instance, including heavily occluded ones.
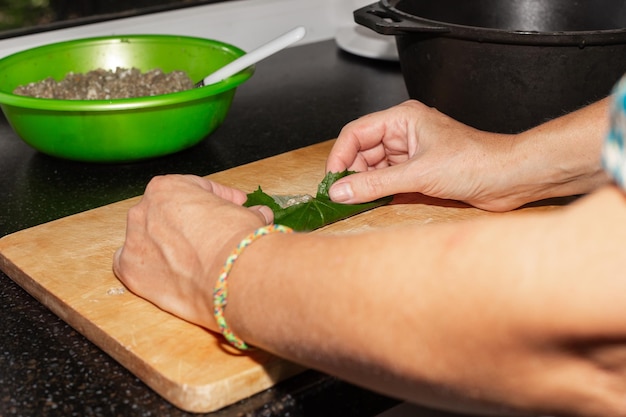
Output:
[355,0,626,133]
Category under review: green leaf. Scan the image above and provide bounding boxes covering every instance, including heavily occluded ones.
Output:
[243,170,393,232]
[316,170,353,198]
[244,186,281,211]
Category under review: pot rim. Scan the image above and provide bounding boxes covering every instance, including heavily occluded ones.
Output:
[380,0,626,45]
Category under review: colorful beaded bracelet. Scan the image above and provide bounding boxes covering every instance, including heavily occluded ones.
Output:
[213,224,294,350]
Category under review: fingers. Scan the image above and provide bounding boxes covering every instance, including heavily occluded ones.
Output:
[325,128,366,173]
[329,165,409,204]
[193,177,274,224]
[113,174,271,274]
[247,205,274,225]
[139,175,274,227]
[326,100,425,175]
[149,174,267,211]
[185,175,249,205]
[326,107,401,173]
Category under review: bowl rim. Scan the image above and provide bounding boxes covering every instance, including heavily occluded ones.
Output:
[0,33,254,111]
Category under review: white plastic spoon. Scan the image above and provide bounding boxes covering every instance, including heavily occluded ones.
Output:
[195,26,307,87]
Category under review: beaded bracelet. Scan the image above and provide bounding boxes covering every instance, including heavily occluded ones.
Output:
[213,224,294,350]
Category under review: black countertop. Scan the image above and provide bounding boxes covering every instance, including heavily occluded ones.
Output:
[0,39,409,416]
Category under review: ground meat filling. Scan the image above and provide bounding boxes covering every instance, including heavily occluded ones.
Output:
[13,67,194,100]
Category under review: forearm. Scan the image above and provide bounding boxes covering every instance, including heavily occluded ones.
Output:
[223,185,626,414]
[503,98,611,205]
[226,226,507,412]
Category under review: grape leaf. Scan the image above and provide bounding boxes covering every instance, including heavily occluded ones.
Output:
[243,170,393,232]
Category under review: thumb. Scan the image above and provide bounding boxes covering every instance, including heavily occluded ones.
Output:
[328,167,408,204]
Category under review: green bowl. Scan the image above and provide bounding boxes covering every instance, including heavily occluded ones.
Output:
[0,34,253,162]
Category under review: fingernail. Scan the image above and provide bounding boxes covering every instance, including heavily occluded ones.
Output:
[329,182,353,203]
[258,205,274,225]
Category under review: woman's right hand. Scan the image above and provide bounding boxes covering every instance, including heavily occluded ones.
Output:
[112,174,272,332]
[326,99,609,211]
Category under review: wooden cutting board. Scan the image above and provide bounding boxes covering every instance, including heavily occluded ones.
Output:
[0,140,565,413]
